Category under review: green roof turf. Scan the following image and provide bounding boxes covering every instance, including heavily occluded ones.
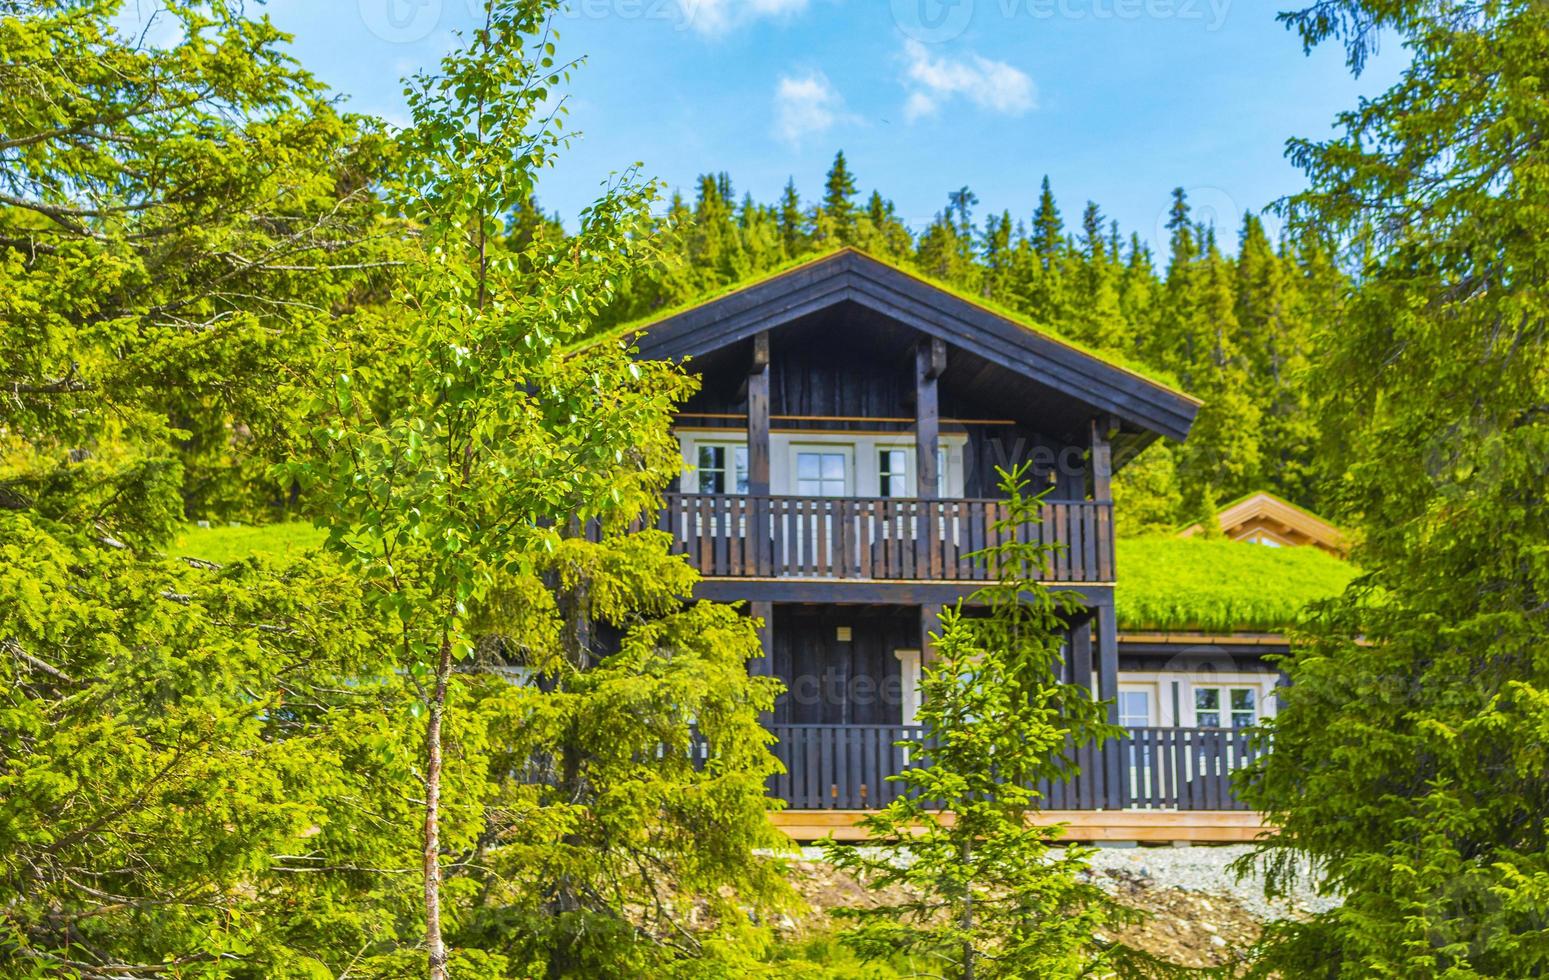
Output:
[1113,535,1357,633]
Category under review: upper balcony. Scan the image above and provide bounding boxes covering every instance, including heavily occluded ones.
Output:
[650,492,1114,584]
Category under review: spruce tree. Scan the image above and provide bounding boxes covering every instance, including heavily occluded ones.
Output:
[818,149,858,244]
[1031,175,1064,269]
[1240,3,1549,976]
[822,464,1140,979]
[777,176,808,257]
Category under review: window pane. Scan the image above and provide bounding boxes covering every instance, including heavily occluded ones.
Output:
[1231,689,1256,712]
[797,454,819,480]
[797,479,822,496]
[734,447,749,494]
[1119,691,1150,728]
[1196,688,1222,726]
[698,470,722,494]
[697,446,721,470]
[1231,711,1255,729]
[880,450,907,498]
[821,453,845,480]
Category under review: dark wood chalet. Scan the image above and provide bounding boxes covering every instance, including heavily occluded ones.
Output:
[623,249,1263,842]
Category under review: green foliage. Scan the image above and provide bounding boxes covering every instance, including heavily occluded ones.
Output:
[296,2,792,974]
[0,4,420,974]
[1115,536,1357,632]
[822,465,1139,979]
[1238,2,1549,976]
[0,0,394,526]
[0,513,430,978]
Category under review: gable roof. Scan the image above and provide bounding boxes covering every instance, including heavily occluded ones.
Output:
[1179,491,1349,556]
[609,248,1202,446]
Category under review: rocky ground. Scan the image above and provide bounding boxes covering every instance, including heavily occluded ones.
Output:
[782,844,1335,971]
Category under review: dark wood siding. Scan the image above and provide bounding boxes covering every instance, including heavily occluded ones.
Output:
[772,605,915,726]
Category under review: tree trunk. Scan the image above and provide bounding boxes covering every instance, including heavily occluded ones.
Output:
[961,837,975,980]
[424,627,455,980]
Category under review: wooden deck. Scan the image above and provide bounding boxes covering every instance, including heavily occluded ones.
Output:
[770,809,1269,843]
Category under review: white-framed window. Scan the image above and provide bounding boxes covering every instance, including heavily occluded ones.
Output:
[1118,689,1153,729]
[877,446,948,498]
[695,443,748,495]
[795,447,850,496]
[1193,686,1257,728]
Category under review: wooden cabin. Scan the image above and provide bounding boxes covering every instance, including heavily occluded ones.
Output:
[1180,490,1349,556]
[622,248,1272,842]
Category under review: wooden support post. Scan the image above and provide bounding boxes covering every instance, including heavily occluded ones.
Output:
[748,331,771,495]
[750,601,775,725]
[1070,619,1094,693]
[919,603,942,672]
[748,332,771,573]
[1095,597,1123,808]
[1090,415,1116,581]
[915,338,945,499]
[1089,414,1114,501]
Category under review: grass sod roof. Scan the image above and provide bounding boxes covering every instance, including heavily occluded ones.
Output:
[174,523,1357,634]
[171,522,326,566]
[590,247,1195,402]
[1114,535,1357,633]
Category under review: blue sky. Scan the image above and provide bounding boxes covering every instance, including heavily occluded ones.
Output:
[163,1,1403,251]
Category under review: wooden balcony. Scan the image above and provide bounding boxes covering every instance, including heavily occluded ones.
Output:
[766,724,1261,812]
[652,493,1114,584]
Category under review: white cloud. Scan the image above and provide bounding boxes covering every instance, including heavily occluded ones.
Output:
[679,0,811,37]
[900,39,1037,121]
[773,70,850,146]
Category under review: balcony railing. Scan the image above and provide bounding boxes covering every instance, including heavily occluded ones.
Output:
[765,724,1260,811]
[652,493,1114,583]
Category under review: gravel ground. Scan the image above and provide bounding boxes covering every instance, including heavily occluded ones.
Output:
[1083,844,1340,921]
[798,843,1340,923]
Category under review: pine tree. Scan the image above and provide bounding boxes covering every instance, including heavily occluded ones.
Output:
[777,176,808,257]
[980,210,1015,301]
[1234,213,1317,504]
[817,149,858,244]
[823,465,1141,979]
[1069,201,1129,350]
[857,189,914,260]
[1240,4,1549,976]
[1031,175,1064,269]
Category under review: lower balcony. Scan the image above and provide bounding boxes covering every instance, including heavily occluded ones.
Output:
[765,723,1260,811]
